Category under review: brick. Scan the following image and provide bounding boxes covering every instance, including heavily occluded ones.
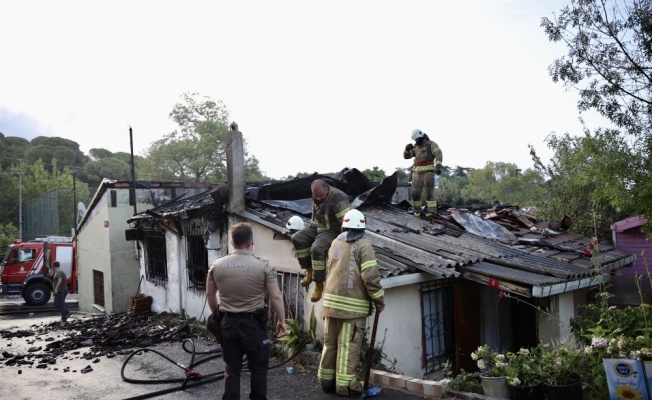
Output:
[370,370,387,385]
[406,378,427,394]
[387,373,407,389]
[424,380,443,398]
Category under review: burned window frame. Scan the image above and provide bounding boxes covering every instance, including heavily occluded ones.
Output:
[143,229,167,286]
[186,235,209,292]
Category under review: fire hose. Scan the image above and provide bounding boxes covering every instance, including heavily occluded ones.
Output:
[121,338,302,400]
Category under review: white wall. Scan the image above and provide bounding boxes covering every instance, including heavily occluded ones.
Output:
[538,291,576,344]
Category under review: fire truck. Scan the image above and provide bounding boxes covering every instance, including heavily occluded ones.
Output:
[0,236,77,306]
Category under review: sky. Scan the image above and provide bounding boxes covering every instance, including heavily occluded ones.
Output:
[0,1,609,180]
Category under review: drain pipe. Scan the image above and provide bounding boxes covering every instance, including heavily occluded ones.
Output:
[177,235,185,318]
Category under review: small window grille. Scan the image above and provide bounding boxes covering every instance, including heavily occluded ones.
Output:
[186,235,208,292]
[93,270,105,307]
[144,230,167,286]
[267,271,304,324]
[421,280,455,373]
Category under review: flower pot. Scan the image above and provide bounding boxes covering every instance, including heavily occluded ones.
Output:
[509,383,542,400]
[542,374,583,400]
[481,375,510,399]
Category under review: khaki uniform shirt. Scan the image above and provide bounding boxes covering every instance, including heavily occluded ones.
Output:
[207,249,277,313]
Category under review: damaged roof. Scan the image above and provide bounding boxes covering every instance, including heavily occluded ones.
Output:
[127,168,635,298]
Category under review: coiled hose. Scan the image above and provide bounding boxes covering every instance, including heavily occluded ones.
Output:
[121,338,302,400]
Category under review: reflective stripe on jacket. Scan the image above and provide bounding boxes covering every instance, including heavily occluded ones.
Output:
[403,139,443,173]
[323,235,384,319]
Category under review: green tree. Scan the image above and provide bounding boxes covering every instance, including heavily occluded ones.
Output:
[530,130,636,238]
[542,0,652,136]
[27,137,87,171]
[89,148,115,160]
[362,167,386,182]
[142,92,267,182]
[461,162,547,207]
[0,135,30,170]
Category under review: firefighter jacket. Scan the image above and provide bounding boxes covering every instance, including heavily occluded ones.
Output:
[403,138,443,173]
[311,185,350,234]
[323,233,384,319]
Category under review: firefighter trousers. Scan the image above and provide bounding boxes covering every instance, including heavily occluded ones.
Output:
[290,225,338,283]
[411,170,436,213]
[318,316,366,395]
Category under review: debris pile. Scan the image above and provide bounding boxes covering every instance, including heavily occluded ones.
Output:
[0,312,199,370]
[127,294,153,316]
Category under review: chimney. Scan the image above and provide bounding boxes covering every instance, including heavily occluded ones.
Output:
[226,126,245,213]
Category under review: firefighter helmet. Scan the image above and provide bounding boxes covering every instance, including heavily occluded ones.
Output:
[342,209,365,230]
[286,216,304,232]
[411,128,425,140]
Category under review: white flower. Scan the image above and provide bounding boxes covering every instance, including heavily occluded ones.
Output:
[592,336,607,348]
[637,336,645,341]
[618,338,627,349]
[518,348,530,356]
[584,346,593,354]
[495,361,507,368]
[508,377,521,386]
[471,352,479,361]
[495,354,506,361]
[477,360,485,370]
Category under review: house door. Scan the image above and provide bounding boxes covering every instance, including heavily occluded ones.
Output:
[454,280,481,373]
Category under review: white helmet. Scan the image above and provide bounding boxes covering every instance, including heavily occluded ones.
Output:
[411,128,425,140]
[286,216,304,231]
[342,209,365,230]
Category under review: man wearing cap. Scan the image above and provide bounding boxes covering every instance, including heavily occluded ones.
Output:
[52,261,71,322]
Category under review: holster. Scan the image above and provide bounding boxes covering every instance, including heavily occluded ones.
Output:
[206,306,224,344]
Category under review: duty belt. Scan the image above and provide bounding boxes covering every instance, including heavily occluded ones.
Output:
[413,160,434,167]
[224,311,258,319]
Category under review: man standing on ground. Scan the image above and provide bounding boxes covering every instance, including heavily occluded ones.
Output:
[290,179,350,302]
[52,261,71,322]
[403,128,443,217]
[317,209,385,397]
[206,222,286,400]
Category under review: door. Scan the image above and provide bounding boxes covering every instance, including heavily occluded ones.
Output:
[454,280,481,373]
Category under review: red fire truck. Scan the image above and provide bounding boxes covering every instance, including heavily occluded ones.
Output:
[0,236,77,306]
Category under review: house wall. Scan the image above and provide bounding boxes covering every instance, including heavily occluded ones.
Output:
[538,291,575,344]
[372,283,424,378]
[613,229,651,304]
[77,194,112,314]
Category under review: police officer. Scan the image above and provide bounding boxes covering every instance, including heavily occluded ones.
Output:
[317,209,385,397]
[206,222,286,400]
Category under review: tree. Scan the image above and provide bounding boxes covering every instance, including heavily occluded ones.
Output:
[461,162,548,208]
[541,0,652,234]
[0,135,30,170]
[542,0,652,136]
[142,92,267,182]
[530,129,637,238]
[89,148,114,160]
[362,167,386,182]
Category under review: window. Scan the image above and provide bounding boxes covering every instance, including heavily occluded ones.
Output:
[93,270,105,307]
[144,230,167,286]
[421,280,455,373]
[186,235,208,291]
[270,271,304,322]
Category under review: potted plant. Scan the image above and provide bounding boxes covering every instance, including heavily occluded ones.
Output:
[506,344,545,400]
[540,341,586,400]
[471,344,510,399]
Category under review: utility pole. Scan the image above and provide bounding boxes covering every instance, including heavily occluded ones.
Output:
[17,173,22,241]
[129,126,137,216]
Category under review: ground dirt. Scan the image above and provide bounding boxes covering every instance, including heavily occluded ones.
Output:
[0,309,436,399]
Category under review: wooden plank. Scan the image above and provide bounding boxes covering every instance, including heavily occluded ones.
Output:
[462,271,531,297]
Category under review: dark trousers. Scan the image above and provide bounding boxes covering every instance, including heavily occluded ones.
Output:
[220,317,270,400]
[53,291,68,319]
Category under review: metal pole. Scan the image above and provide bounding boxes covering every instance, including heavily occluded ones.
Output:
[72,173,77,236]
[17,173,22,241]
[129,126,137,216]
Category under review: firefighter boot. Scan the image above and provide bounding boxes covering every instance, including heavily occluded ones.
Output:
[301,267,313,288]
[311,282,323,302]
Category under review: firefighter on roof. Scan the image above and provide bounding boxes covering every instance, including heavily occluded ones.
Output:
[403,128,443,217]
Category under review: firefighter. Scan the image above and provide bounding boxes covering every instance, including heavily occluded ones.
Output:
[317,209,385,397]
[403,128,443,217]
[290,179,350,302]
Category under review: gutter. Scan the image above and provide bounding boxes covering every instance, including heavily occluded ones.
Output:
[380,272,438,289]
[532,274,608,298]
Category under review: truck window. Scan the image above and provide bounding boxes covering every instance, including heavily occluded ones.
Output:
[18,249,35,262]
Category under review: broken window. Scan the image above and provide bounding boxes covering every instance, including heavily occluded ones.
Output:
[268,271,304,324]
[186,235,208,291]
[144,230,167,286]
[421,280,454,373]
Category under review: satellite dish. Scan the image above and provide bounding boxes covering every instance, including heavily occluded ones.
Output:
[77,202,87,224]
